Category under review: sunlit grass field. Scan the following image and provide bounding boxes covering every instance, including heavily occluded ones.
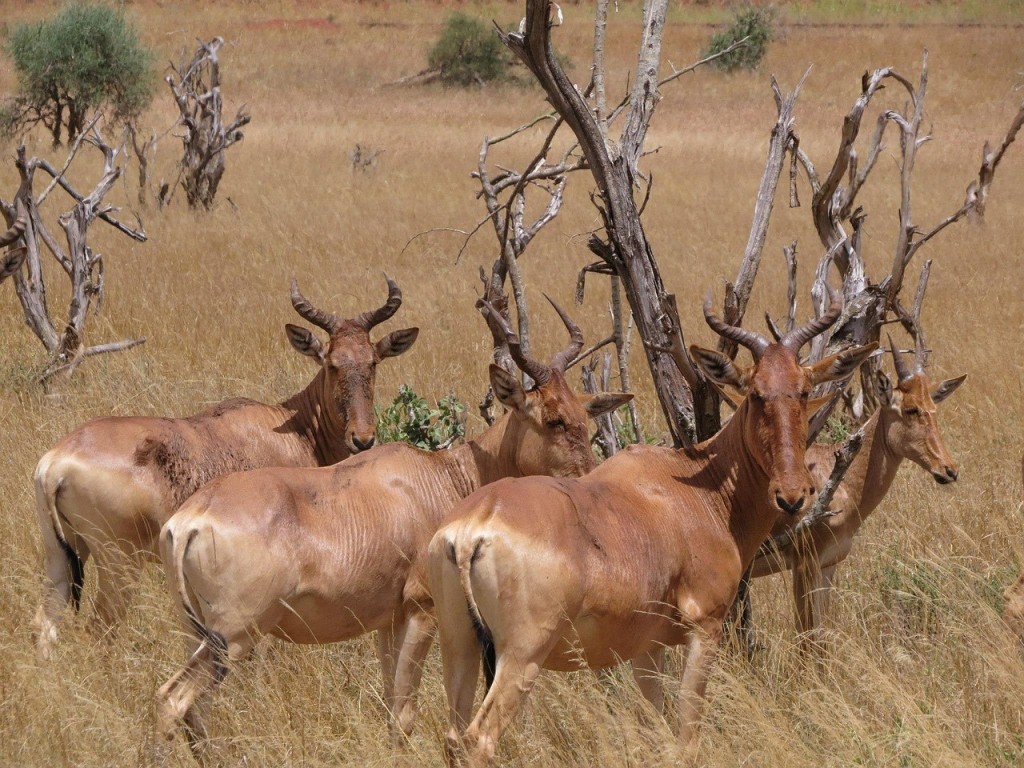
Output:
[1,1,1023,765]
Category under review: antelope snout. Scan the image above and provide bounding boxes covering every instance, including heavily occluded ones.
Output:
[932,465,958,484]
[351,433,376,452]
[771,482,815,516]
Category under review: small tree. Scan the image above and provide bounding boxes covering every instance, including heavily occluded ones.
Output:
[704,6,775,72]
[429,13,512,87]
[2,4,155,147]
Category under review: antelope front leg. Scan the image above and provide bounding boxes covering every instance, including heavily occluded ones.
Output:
[676,624,721,760]
[632,646,666,715]
[390,608,437,744]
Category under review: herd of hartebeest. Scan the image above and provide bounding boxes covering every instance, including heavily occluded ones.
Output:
[5,190,1022,765]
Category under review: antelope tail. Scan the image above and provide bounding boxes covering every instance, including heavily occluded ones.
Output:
[166,526,229,682]
[452,536,497,690]
[35,459,84,611]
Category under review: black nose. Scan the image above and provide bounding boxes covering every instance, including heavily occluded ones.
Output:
[933,466,958,484]
[352,435,376,452]
[776,494,805,515]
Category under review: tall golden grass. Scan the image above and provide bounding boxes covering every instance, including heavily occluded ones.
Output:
[1,2,1023,766]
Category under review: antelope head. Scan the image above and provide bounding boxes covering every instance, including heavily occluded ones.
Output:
[691,290,877,516]
[878,334,966,485]
[286,277,419,454]
[481,297,632,479]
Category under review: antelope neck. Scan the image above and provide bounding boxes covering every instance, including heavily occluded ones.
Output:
[281,368,351,465]
[438,411,527,497]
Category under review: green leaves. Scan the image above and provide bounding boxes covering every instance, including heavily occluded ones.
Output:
[428,13,513,87]
[4,4,155,144]
[704,6,776,73]
[376,384,466,451]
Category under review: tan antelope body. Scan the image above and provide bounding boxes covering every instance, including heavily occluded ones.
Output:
[32,279,418,658]
[428,298,876,765]
[749,342,965,646]
[154,301,630,761]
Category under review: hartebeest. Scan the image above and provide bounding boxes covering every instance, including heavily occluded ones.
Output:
[429,294,876,765]
[747,335,965,648]
[32,278,418,658]
[153,298,631,762]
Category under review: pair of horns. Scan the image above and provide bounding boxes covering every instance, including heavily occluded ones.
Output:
[290,275,402,334]
[479,295,583,386]
[704,284,843,359]
[887,332,926,383]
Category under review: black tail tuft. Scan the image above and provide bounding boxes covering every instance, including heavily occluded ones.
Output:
[467,606,496,691]
[60,539,85,611]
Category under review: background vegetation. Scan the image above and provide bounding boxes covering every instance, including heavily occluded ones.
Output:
[1,1,1022,766]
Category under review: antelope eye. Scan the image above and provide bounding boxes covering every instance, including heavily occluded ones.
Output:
[903,407,920,417]
[800,392,809,401]
[546,418,566,430]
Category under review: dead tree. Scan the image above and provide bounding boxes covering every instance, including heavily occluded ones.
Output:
[0,122,147,382]
[166,37,251,210]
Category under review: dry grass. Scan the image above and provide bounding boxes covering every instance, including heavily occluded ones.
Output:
[1,1,1023,766]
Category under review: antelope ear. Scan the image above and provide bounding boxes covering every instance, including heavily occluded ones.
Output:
[931,373,966,404]
[376,327,419,359]
[807,341,878,386]
[877,370,895,407]
[689,346,748,392]
[808,392,838,415]
[581,392,633,420]
[286,324,324,362]
[489,364,526,411]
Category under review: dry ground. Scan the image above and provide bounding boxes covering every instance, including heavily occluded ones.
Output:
[1,1,1023,766]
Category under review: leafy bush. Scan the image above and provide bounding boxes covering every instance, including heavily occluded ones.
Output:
[376,385,466,450]
[704,6,775,72]
[428,12,512,87]
[3,4,155,146]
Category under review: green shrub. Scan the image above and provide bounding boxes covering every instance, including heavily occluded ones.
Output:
[704,6,775,72]
[429,12,511,87]
[3,4,155,146]
[376,385,466,450]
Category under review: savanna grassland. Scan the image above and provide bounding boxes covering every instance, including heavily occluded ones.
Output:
[2,1,1024,766]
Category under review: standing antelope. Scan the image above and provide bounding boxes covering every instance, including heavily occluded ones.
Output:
[154,298,631,762]
[428,295,877,766]
[745,334,965,649]
[32,278,418,658]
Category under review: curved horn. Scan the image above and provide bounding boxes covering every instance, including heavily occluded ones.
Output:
[355,274,402,331]
[544,294,584,373]
[290,278,340,333]
[887,333,913,383]
[0,208,26,248]
[703,293,770,360]
[781,284,842,352]
[480,300,551,386]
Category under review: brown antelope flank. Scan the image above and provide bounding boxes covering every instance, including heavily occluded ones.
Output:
[32,278,418,659]
[153,298,631,762]
[746,334,966,649]
[428,293,877,765]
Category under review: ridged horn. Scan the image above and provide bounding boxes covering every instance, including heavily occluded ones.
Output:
[780,284,842,352]
[703,293,770,360]
[887,333,914,383]
[480,300,551,386]
[544,294,584,373]
[355,275,402,331]
[912,332,927,375]
[290,278,340,333]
